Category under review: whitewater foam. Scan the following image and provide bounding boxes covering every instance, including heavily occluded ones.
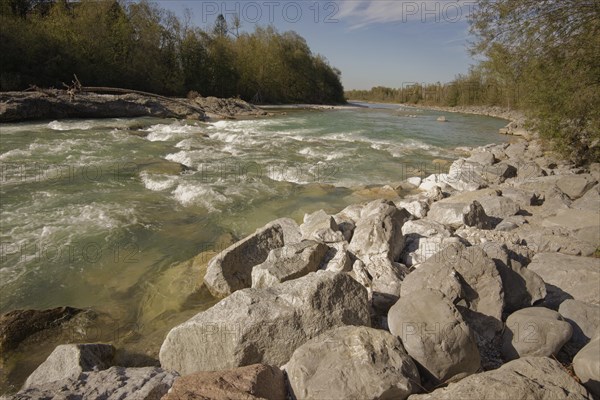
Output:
[140,172,179,192]
[48,120,95,131]
[171,183,230,211]
[0,148,31,161]
[144,122,205,142]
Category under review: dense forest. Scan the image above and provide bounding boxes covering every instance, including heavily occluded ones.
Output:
[0,0,345,104]
[347,0,600,163]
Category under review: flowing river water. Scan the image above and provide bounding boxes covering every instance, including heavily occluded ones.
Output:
[0,103,508,391]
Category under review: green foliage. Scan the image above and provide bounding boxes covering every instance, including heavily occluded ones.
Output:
[213,14,228,37]
[470,0,600,163]
[345,69,513,108]
[347,0,599,163]
[0,0,345,104]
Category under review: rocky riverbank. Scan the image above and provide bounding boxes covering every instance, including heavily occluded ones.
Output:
[2,119,599,399]
[402,104,533,139]
[0,90,269,122]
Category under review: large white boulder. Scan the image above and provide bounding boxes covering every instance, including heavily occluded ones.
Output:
[160,271,370,375]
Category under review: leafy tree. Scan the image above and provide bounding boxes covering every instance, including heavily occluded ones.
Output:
[470,0,600,163]
[213,14,228,37]
[0,0,345,104]
[180,29,211,94]
[346,1,599,162]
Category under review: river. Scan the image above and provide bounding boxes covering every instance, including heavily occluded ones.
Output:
[0,103,508,391]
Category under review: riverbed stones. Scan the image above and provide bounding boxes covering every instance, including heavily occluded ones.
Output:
[300,210,344,243]
[572,184,600,211]
[332,213,356,242]
[476,195,520,219]
[573,336,600,398]
[534,186,574,216]
[425,201,467,228]
[541,209,600,245]
[348,200,410,262]
[527,253,600,308]
[500,187,539,206]
[424,185,446,203]
[350,259,372,294]
[427,189,518,227]
[556,174,598,200]
[559,300,600,345]
[426,199,495,229]
[12,367,177,400]
[448,159,492,190]
[467,150,495,165]
[265,217,302,245]
[479,242,546,313]
[407,176,422,187]
[418,174,452,192]
[401,219,452,238]
[159,271,370,375]
[400,244,504,339]
[0,306,84,354]
[285,326,420,400]
[514,161,547,180]
[204,222,284,297]
[395,199,429,219]
[335,203,364,224]
[321,241,353,272]
[23,343,115,388]
[388,289,480,383]
[162,364,285,400]
[483,162,519,185]
[494,220,519,231]
[409,357,592,400]
[515,224,597,257]
[489,144,508,160]
[462,201,496,229]
[513,174,597,203]
[504,142,528,161]
[347,200,411,301]
[502,307,572,360]
[401,236,464,267]
[251,240,328,288]
[444,165,485,192]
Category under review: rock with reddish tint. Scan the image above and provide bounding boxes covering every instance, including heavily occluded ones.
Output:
[162,364,285,400]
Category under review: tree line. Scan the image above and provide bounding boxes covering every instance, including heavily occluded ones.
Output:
[345,69,518,108]
[0,0,345,104]
[347,0,599,163]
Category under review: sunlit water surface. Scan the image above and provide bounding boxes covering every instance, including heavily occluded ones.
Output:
[0,103,508,391]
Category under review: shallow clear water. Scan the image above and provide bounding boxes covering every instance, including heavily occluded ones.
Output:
[0,103,507,390]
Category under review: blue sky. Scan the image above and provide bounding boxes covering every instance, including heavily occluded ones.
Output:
[156,1,479,90]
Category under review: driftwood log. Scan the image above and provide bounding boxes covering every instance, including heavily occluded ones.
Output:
[58,74,213,116]
[7,75,265,122]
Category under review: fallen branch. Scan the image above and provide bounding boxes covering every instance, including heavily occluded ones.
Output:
[80,86,208,114]
[81,86,235,119]
[26,85,58,97]
[29,74,235,120]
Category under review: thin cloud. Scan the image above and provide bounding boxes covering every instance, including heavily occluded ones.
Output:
[338,1,477,29]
